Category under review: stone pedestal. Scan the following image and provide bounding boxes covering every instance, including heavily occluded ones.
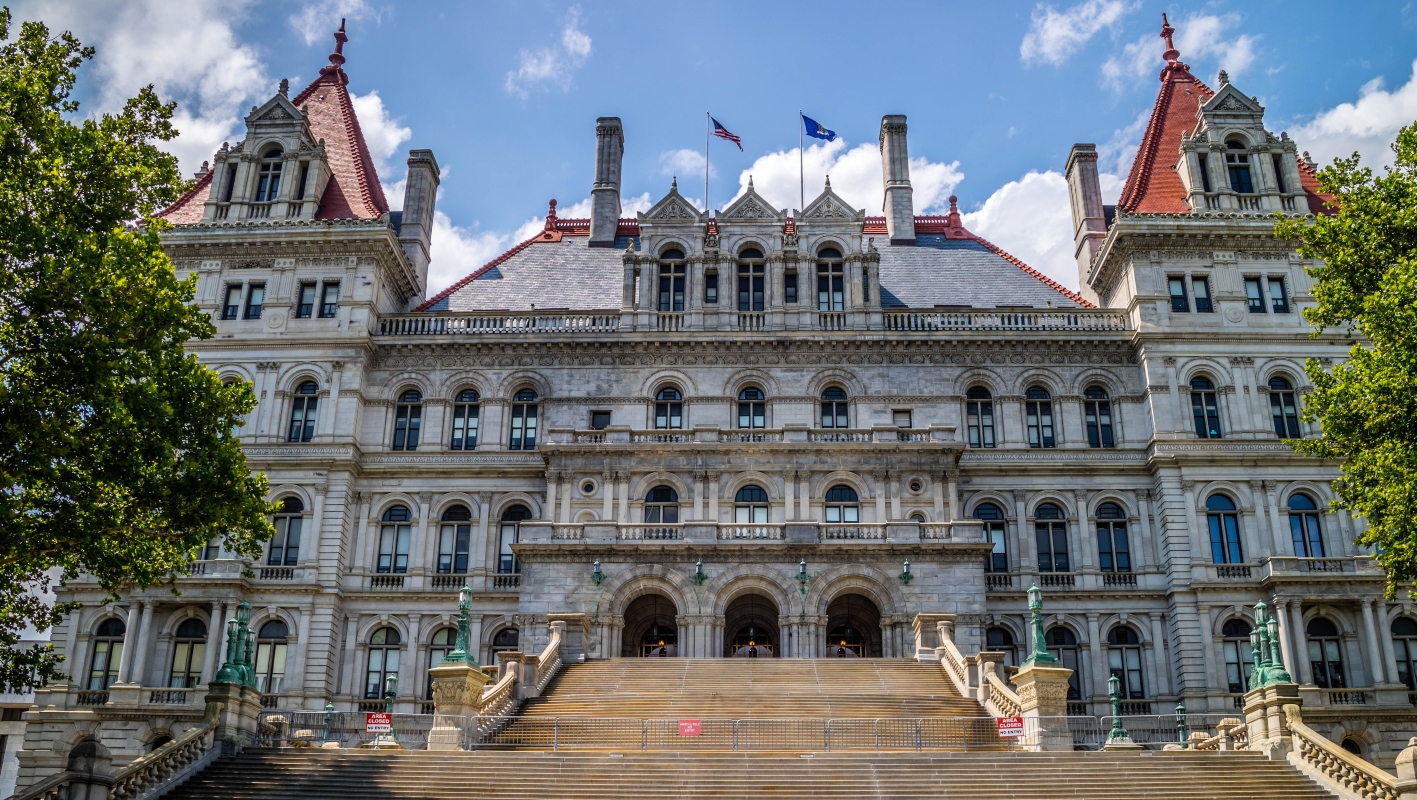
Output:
[427,661,492,750]
[1394,738,1417,800]
[1013,662,1075,752]
[912,612,955,662]
[548,613,590,663]
[1242,682,1301,761]
[204,680,264,754]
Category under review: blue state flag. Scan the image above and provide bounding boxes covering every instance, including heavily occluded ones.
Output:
[802,114,836,142]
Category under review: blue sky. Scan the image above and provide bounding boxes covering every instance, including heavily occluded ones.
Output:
[18,0,1417,292]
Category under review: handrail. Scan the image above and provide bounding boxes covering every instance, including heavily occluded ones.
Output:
[378,312,621,336]
[535,627,564,693]
[8,771,73,800]
[882,309,1130,332]
[984,669,1024,719]
[1286,705,1399,800]
[936,636,970,697]
[479,669,519,725]
[109,720,218,800]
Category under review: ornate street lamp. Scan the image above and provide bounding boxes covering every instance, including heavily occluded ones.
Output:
[693,560,706,585]
[592,560,604,586]
[898,560,912,585]
[1022,585,1060,666]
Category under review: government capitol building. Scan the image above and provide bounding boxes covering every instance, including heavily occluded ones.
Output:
[11,17,1417,795]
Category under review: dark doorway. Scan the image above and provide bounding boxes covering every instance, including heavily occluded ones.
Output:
[724,592,779,657]
[826,593,883,657]
[623,593,678,657]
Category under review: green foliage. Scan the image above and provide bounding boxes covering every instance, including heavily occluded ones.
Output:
[0,9,273,692]
[1276,123,1417,593]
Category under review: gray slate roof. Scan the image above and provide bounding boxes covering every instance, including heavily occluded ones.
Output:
[424,232,1079,312]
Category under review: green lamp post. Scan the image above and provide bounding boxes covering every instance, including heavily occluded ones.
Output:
[1022,585,1060,666]
[1107,674,1132,744]
[442,586,479,666]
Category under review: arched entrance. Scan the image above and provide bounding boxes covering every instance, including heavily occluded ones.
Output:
[623,593,678,657]
[724,592,779,657]
[826,593,883,657]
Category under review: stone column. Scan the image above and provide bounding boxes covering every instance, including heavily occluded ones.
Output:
[1181,481,1204,579]
[1196,603,1217,701]
[130,601,155,685]
[217,602,236,666]
[1272,600,1296,682]
[873,470,887,524]
[292,603,313,694]
[1012,492,1032,571]
[1362,599,1387,685]
[1380,599,1402,685]
[416,492,434,578]
[601,471,615,521]
[544,472,559,522]
[616,471,630,524]
[708,472,720,523]
[1073,490,1092,570]
[1289,602,1313,685]
[693,472,705,521]
[889,471,901,521]
[946,471,960,521]
[1086,613,1103,701]
[1149,613,1171,696]
[932,472,945,520]
[201,601,225,684]
[784,470,796,521]
[1135,489,1157,571]
[560,473,574,524]
[799,471,810,520]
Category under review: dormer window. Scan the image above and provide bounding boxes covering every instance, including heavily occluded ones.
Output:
[817,247,845,311]
[255,147,284,202]
[1225,140,1253,194]
[658,249,685,312]
[738,248,765,312]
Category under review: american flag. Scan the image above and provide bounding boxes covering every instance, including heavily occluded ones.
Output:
[711,117,742,151]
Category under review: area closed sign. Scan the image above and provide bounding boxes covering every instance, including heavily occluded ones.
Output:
[678,719,701,736]
[997,716,1024,737]
[366,712,392,734]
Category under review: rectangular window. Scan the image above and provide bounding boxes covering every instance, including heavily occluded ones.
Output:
[893,410,913,428]
[1084,400,1114,448]
[1168,277,1189,312]
[590,410,611,430]
[296,164,310,200]
[392,404,421,451]
[1192,276,1213,313]
[818,269,844,311]
[1245,277,1266,313]
[1197,154,1212,193]
[243,283,264,319]
[1097,523,1130,572]
[221,163,237,202]
[704,273,718,304]
[739,270,764,311]
[450,403,479,450]
[296,283,316,318]
[319,282,340,318]
[222,285,241,320]
[984,522,1007,572]
[1108,646,1145,699]
[784,272,798,304]
[1208,514,1243,564]
[1268,277,1289,313]
[438,522,471,574]
[377,522,411,573]
[1035,522,1069,572]
[1272,154,1286,193]
[269,516,301,567]
[509,403,538,450]
[1025,399,1055,448]
[498,522,519,573]
[966,399,995,448]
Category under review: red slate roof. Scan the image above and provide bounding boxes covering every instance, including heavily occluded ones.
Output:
[157,25,387,223]
[1117,60,1213,214]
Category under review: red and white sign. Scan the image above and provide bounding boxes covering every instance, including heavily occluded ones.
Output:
[678,719,701,736]
[996,716,1025,738]
[365,712,393,734]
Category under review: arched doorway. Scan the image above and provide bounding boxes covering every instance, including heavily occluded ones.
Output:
[826,593,883,657]
[623,593,678,657]
[724,592,779,657]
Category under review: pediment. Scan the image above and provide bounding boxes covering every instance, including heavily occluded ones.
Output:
[641,182,704,223]
[1202,84,1263,115]
[245,92,310,131]
[800,183,864,222]
[719,183,784,221]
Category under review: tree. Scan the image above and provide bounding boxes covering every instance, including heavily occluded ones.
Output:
[0,10,272,692]
[1277,122,1417,592]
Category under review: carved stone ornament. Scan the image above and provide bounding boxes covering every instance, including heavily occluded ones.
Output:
[804,198,851,219]
[650,198,698,220]
[732,199,771,219]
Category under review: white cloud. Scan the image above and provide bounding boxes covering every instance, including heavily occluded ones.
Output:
[963,170,1124,292]
[1021,0,1134,66]
[660,148,715,180]
[504,7,592,98]
[349,90,412,204]
[427,211,514,296]
[726,138,963,216]
[288,0,378,47]
[9,0,271,175]
[1103,13,1257,90]
[1289,60,1417,170]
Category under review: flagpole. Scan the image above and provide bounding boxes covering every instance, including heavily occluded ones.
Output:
[704,112,711,216]
[798,110,804,213]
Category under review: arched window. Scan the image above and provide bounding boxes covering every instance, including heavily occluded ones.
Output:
[1206,495,1243,565]
[654,387,683,430]
[658,248,686,312]
[450,389,479,450]
[499,505,531,574]
[1223,619,1254,694]
[509,389,538,450]
[966,387,995,448]
[1391,618,1417,690]
[1108,627,1145,699]
[738,247,765,312]
[1084,386,1114,448]
[1225,139,1253,194]
[644,486,680,524]
[255,620,288,694]
[268,497,303,566]
[88,618,125,690]
[1288,494,1324,558]
[986,627,1016,667]
[391,389,422,451]
[817,247,844,311]
[365,627,401,699]
[976,503,1008,573]
[1096,502,1130,573]
[491,628,519,663]
[734,485,769,524]
[287,381,318,443]
[168,618,207,689]
[824,485,860,524]
[378,505,412,574]
[1307,618,1346,689]
[1045,628,1081,700]
[437,506,472,575]
[1191,377,1222,438]
[255,146,283,202]
[820,387,849,429]
[737,387,766,429]
[1025,386,1055,448]
[427,628,456,699]
[1270,377,1301,438]
[1035,503,1069,573]
[1341,739,1364,757]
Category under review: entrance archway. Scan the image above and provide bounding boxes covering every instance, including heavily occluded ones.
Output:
[623,593,678,657]
[724,592,779,657]
[826,593,882,657]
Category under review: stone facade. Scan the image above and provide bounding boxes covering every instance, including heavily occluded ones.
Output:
[14,19,1417,790]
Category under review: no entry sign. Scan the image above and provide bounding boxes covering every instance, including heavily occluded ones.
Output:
[366,712,393,734]
[678,719,701,736]
[997,716,1024,738]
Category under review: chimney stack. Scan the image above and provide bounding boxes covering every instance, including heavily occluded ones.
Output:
[1064,143,1107,289]
[879,115,915,245]
[399,149,441,293]
[589,117,624,247]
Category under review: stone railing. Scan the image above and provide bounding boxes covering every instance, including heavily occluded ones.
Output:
[109,721,218,800]
[1262,556,1386,579]
[882,308,1130,332]
[719,430,783,443]
[920,524,954,541]
[808,429,874,443]
[618,524,683,541]
[551,524,585,541]
[1287,706,1402,800]
[533,625,565,695]
[822,524,885,540]
[478,668,519,724]
[377,311,621,336]
[936,635,971,698]
[983,669,1024,719]
[1194,717,1247,751]
[718,524,784,540]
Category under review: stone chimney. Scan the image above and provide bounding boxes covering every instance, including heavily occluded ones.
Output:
[589,117,624,247]
[879,115,915,245]
[399,149,440,292]
[1064,144,1107,285]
